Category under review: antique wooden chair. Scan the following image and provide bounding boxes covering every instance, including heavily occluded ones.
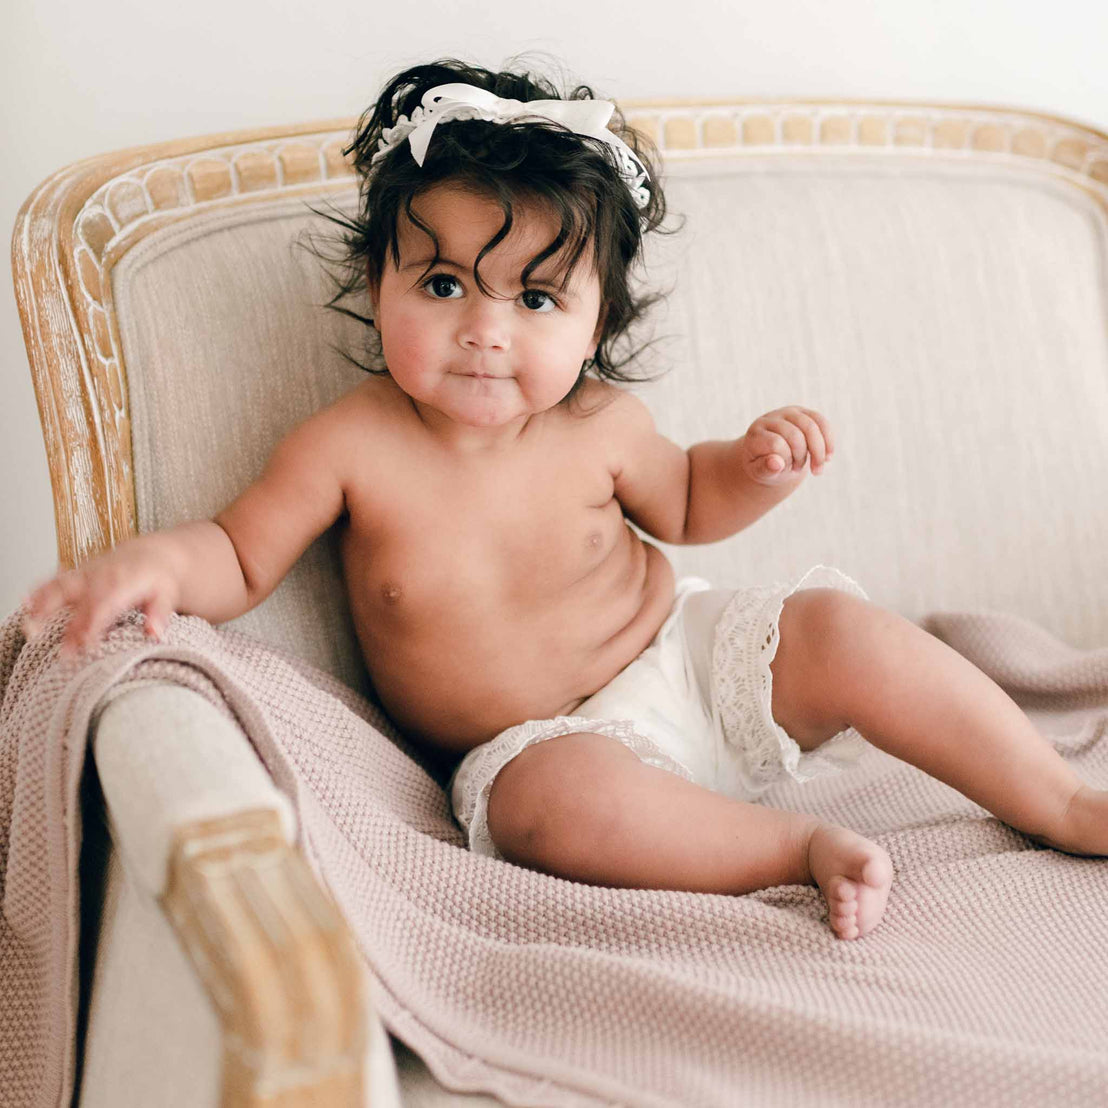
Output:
[12,98,1108,1105]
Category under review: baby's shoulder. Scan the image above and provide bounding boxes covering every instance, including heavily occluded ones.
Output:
[337,373,407,415]
[287,376,412,478]
[560,379,658,442]
[551,380,665,484]
[320,374,416,439]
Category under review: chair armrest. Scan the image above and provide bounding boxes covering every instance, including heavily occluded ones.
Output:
[91,682,396,1107]
[93,682,297,898]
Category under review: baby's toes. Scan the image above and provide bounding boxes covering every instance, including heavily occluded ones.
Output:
[832,908,860,940]
[855,884,892,939]
[846,870,892,939]
[826,877,860,939]
[826,874,857,908]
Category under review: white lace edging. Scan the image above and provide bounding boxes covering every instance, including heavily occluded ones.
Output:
[450,716,695,860]
[711,565,869,797]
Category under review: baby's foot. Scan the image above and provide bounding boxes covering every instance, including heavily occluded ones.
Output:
[806,823,894,941]
[1040,785,1108,856]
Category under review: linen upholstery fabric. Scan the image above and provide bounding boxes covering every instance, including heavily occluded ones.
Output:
[76,847,224,1107]
[111,198,370,692]
[3,608,1108,1108]
[642,158,1108,647]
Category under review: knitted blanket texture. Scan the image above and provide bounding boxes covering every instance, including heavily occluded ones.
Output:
[2,605,1108,1108]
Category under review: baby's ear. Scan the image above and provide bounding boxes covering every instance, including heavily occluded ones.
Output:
[590,311,606,354]
[366,266,380,330]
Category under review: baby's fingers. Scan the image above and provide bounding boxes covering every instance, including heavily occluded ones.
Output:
[800,408,835,460]
[22,570,87,637]
[792,408,833,473]
[142,593,175,642]
[760,410,832,474]
[754,420,810,470]
[776,411,829,471]
[63,577,150,656]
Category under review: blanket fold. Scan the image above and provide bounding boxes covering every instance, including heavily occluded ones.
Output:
[2,604,1107,1108]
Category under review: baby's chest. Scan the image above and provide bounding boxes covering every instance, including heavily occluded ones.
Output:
[343,462,626,611]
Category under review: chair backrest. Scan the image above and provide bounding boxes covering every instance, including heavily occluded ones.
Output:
[13,122,374,691]
[638,107,1108,649]
[13,101,1108,696]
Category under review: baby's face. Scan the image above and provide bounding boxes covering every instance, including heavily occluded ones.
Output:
[372,184,603,438]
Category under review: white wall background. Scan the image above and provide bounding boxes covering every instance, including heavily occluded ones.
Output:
[3,0,1107,616]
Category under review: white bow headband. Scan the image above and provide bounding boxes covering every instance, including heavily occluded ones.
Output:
[371,82,651,210]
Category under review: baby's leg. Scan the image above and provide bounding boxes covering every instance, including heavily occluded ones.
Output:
[770,589,1104,856]
[485,732,893,940]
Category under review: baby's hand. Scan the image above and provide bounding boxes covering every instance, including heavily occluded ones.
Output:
[739,406,834,486]
[21,536,181,659]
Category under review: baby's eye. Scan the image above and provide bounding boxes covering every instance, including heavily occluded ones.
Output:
[520,288,557,313]
[423,274,463,299]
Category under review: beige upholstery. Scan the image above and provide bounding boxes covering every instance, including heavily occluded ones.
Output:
[12,101,1108,1106]
[78,844,224,1107]
[113,201,370,691]
[79,734,400,1108]
[644,157,1108,645]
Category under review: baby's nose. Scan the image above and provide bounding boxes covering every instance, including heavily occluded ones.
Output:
[457,298,510,351]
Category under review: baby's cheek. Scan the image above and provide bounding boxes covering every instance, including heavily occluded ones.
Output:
[382,325,436,378]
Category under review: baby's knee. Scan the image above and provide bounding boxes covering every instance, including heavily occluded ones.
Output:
[771,588,867,742]
[486,732,639,872]
[781,586,863,644]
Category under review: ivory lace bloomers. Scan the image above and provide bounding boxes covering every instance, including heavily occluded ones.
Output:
[450,567,869,858]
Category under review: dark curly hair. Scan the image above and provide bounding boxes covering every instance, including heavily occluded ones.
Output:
[307,57,674,407]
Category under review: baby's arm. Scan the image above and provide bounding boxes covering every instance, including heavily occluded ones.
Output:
[22,404,350,657]
[682,412,823,544]
[608,390,833,545]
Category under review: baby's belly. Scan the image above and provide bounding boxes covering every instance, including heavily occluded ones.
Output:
[347,538,676,753]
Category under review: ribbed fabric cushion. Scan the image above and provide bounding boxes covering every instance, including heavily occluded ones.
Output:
[643,157,1108,647]
[111,155,1108,695]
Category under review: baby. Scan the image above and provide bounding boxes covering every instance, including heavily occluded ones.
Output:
[21,59,1108,941]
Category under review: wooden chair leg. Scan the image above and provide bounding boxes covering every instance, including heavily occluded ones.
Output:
[162,809,367,1107]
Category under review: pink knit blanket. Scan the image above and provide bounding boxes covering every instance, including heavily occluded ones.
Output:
[3,605,1108,1107]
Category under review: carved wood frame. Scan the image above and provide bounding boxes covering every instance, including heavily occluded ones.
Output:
[11,100,1108,1108]
[11,118,357,569]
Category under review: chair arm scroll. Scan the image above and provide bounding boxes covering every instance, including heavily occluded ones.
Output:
[163,808,367,1107]
[92,682,373,1106]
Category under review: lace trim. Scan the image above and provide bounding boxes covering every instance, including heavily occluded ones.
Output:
[710,564,869,796]
[450,716,695,860]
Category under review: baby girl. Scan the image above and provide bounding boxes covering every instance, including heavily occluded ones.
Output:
[22,59,1108,940]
